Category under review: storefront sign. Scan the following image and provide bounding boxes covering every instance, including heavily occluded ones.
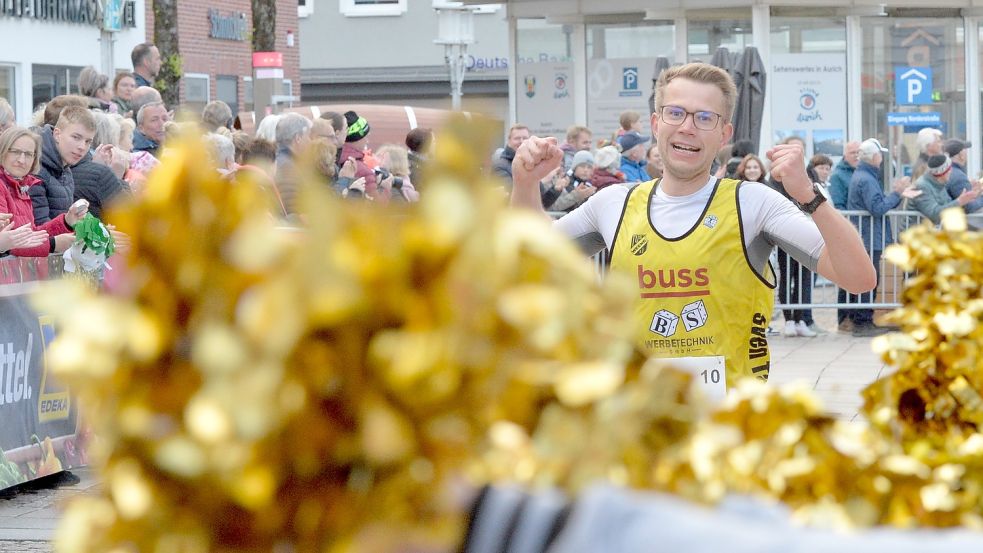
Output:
[771,53,847,158]
[587,57,657,139]
[887,112,941,126]
[466,55,508,73]
[515,61,575,139]
[0,0,137,28]
[209,9,247,41]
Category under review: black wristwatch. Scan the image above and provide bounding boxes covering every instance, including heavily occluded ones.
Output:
[797,184,827,214]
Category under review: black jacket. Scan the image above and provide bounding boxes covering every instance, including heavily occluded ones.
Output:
[31,125,74,225]
[72,151,131,220]
[492,147,516,185]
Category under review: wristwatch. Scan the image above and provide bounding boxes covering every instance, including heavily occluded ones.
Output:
[797,184,827,214]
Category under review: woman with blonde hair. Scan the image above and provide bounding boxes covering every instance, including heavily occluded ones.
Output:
[374,144,420,202]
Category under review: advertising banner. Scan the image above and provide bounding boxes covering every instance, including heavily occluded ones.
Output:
[770,53,848,159]
[587,58,657,140]
[515,62,575,139]
[0,260,88,491]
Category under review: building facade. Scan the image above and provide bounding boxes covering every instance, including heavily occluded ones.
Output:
[145,0,300,117]
[0,0,145,125]
[468,0,983,177]
[298,0,510,122]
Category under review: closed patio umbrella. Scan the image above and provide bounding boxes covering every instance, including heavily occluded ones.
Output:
[731,46,766,152]
[647,56,672,117]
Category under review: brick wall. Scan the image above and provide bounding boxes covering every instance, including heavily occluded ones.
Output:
[145,0,300,113]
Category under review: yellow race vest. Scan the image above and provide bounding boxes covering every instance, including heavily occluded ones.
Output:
[609,178,776,391]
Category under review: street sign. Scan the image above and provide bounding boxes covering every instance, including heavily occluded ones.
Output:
[887,112,941,126]
[895,66,933,105]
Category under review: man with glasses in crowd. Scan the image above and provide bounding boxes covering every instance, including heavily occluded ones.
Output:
[510,62,876,393]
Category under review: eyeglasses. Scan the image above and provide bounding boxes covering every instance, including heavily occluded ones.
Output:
[659,106,723,131]
[5,148,34,160]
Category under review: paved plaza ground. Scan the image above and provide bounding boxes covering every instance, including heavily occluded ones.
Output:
[0,310,891,549]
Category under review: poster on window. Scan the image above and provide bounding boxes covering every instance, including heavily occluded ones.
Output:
[586,58,657,141]
[515,62,575,140]
[770,53,847,159]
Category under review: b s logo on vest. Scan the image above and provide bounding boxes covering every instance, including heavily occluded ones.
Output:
[637,264,710,298]
[631,234,648,255]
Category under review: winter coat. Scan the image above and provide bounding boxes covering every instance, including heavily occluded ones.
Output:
[827,159,854,209]
[0,167,71,257]
[340,143,385,200]
[72,151,131,220]
[910,173,962,225]
[592,168,624,190]
[134,73,154,89]
[132,129,160,158]
[620,157,648,183]
[31,125,75,225]
[847,161,901,251]
[947,162,983,213]
[492,147,515,185]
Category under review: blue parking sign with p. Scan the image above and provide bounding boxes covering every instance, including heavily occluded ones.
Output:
[895,66,932,105]
[623,67,638,90]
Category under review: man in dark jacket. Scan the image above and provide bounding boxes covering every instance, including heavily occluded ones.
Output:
[32,106,96,225]
[943,138,983,214]
[827,140,859,209]
[133,101,167,158]
[131,42,161,89]
[72,149,130,220]
[844,138,921,337]
[492,125,530,187]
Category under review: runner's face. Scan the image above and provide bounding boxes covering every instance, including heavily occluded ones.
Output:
[654,78,732,183]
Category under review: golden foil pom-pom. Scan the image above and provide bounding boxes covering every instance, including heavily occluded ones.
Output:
[40,117,637,553]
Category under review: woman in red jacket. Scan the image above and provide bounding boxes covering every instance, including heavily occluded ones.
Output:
[0,127,88,257]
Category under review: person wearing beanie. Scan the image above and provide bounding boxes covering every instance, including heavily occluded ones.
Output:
[618,131,650,182]
[544,149,595,212]
[592,145,625,190]
[845,138,922,337]
[339,110,388,201]
[909,153,980,225]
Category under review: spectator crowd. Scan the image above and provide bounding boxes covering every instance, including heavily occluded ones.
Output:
[3,42,980,342]
[1,42,435,265]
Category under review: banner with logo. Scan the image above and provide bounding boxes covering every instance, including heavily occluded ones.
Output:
[515,62,575,139]
[587,58,657,140]
[770,53,848,159]
[0,275,87,491]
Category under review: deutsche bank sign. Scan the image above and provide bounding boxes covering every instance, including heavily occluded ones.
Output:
[895,66,933,105]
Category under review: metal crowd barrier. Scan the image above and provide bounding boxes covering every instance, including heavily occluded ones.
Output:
[551,209,982,310]
[0,254,65,295]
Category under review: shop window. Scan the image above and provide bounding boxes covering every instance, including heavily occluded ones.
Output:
[514,19,576,140]
[298,0,313,18]
[862,16,965,174]
[687,15,753,63]
[217,76,239,117]
[0,65,15,115]
[585,21,676,138]
[243,77,253,109]
[185,73,210,115]
[339,0,407,18]
[32,65,83,112]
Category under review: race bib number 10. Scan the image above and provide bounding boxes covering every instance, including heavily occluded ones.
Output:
[666,356,727,402]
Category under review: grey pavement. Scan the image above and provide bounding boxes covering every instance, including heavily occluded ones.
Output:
[0,314,889,546]
[0,468,98,551]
